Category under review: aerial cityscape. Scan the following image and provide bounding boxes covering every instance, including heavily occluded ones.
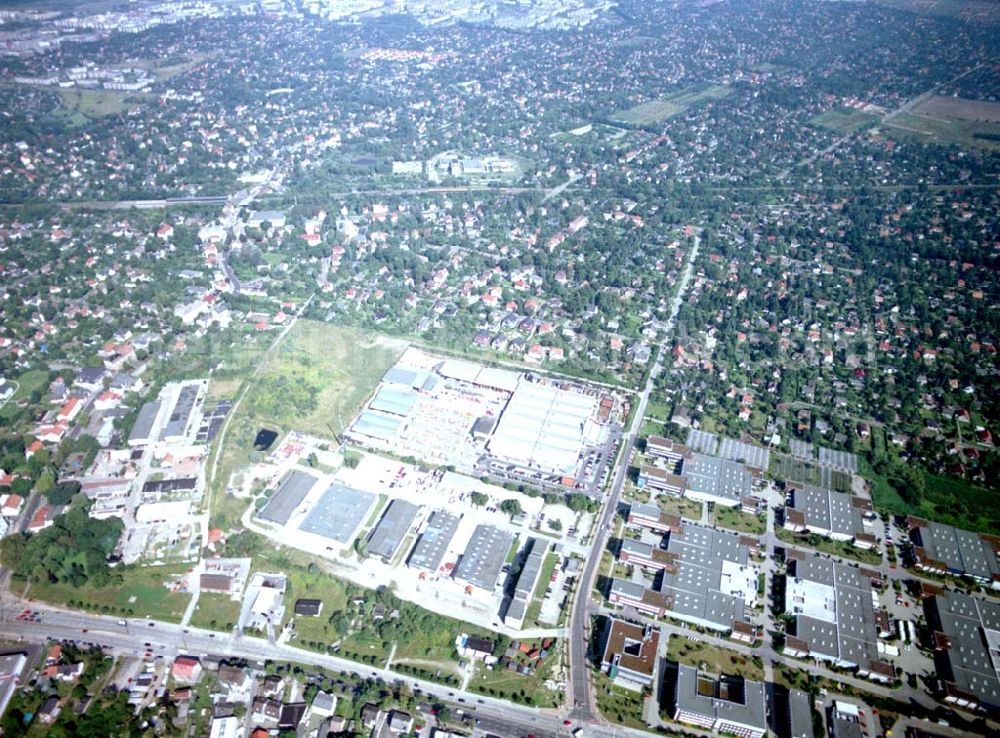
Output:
[0,0,997,737]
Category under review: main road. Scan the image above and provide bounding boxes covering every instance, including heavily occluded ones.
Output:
[0,593,726,738]
[566,232,701,723]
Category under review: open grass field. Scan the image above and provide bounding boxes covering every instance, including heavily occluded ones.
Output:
[810,108,878,134]
[611,83,732,125]
[0,368,49,422]
[915,95,1000,123]
[753,62,795,74]
[876,0,1000,23]
[279,566,350,645]
[667,635,764,681]
[209,321,404,525]
[50,87,148,126]
[189,592,241,631]
[28,564,191,622]
[126,51,220,81]
[278,561,498,671]
[885,111,1000,150]
[244,321,403,438]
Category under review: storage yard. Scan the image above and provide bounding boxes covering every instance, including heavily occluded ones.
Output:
[248,449,591,634]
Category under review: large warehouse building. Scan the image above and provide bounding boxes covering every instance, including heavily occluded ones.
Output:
[923,590,1000,712]
[783,551,894,681]
[908,517,1000,588]
[487,379,599,476]
[613,524,760,632]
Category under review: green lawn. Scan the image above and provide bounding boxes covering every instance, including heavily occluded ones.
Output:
[279,563,496,669]
[281,566,350,645]
[810,108,878,134]
[657,494,703,521]
[885,111,1000,151]
[0,368,50,421]
[28,564,191,622]
[667,635,764,681]
[49,87,149,126]
[713,506,765,534]
[776,527,882,566]
[611,83,731,124]
[189,592,241,631]
[593,670,647,729]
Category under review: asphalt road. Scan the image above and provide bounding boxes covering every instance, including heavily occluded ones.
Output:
[0,596,582,738]
[566,233,700,722]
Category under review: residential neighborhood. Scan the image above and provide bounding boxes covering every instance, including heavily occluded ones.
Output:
[0,0,998,737]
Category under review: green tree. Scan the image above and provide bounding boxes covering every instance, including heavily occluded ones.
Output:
[499,499,523,518]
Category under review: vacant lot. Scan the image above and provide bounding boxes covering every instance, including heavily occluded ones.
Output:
[243,321,403,438]
[810,108,878,134]
[468,643,561,708]
[209,321,403,524]
[29,564,191,622]
[863,459,999,535]
[51,88,147,126]
[612,83,732,125]
[876,0,1000,23]
[657,494,703,521]
[127,51,220,81]
[189,593,241,631]
[914,95,1000,123]
[593,670,647,729]
[885,111,1000,150]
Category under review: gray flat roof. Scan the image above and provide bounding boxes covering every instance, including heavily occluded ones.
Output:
[789,555,879,666]
[929,591,1000,709]
[300,482,376,544]
[161,384,200,441]
[655,524,756,630]
[787,689,813,738]
[682,453,752,504]
[128,400,161,444]
[610,578,646,600]
[454,525,514,591]
[674,664,766,731]
[258,471,318,525]
[791,486,863,538]
[832,714,865,738]
[367,499,419,561]
[408,510,461,572]
[513,538,549,599]
[916,520,1000,582]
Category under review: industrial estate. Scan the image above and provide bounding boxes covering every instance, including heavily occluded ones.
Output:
[0,1,998,738]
